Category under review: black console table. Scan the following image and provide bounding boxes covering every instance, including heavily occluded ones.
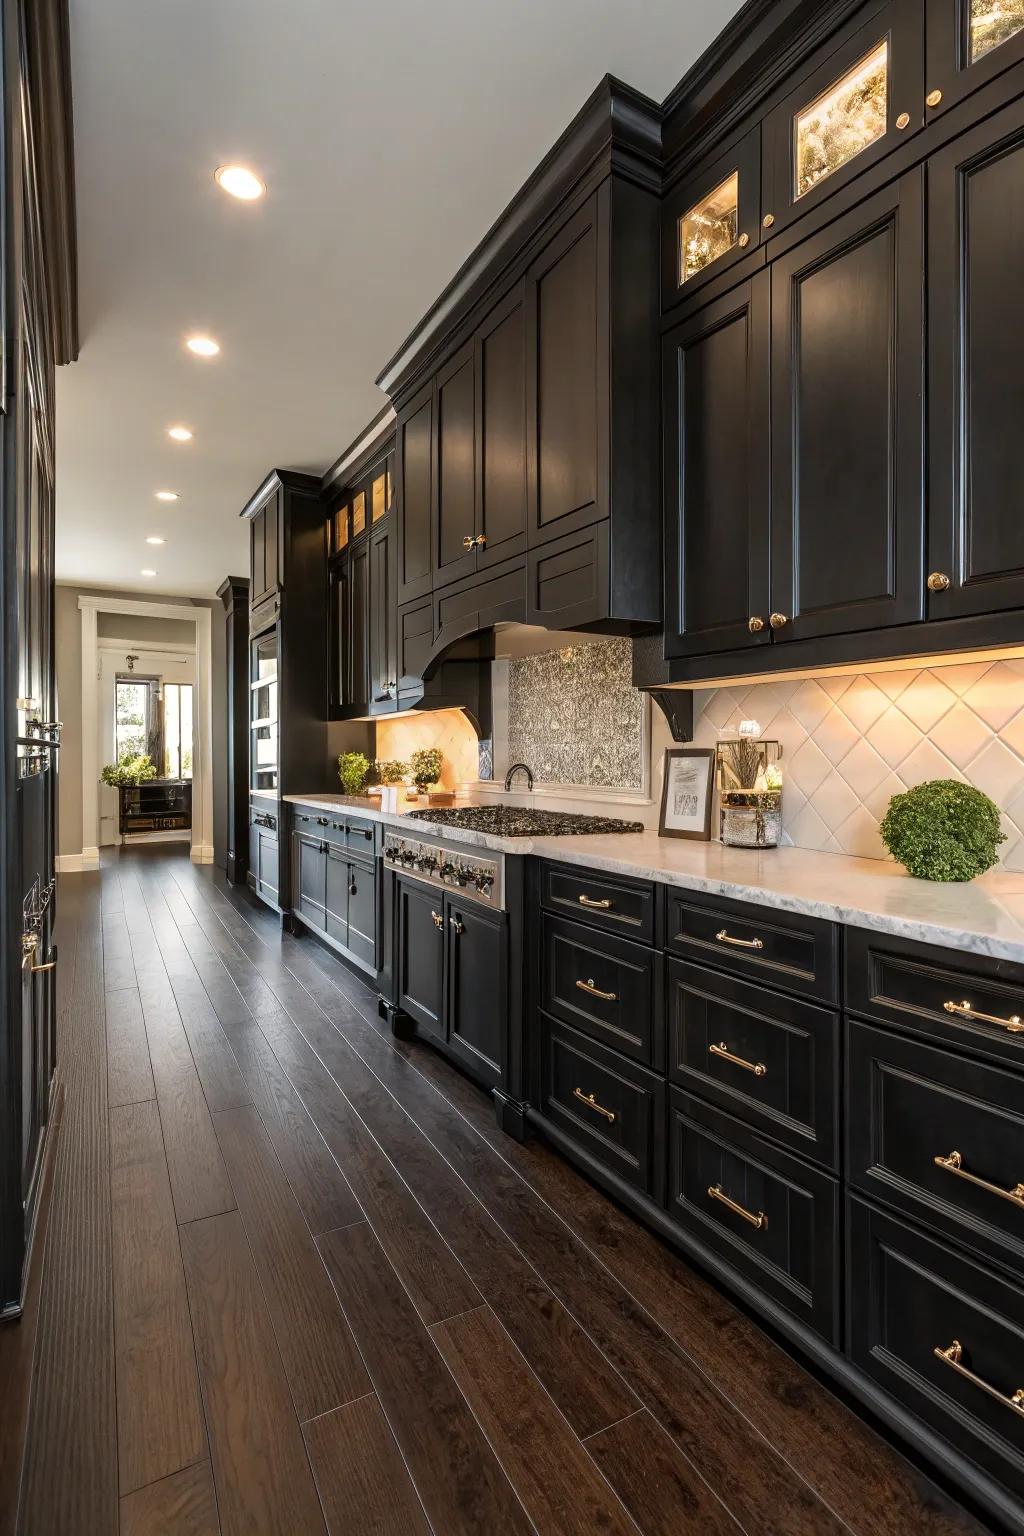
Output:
[118,779,192,839]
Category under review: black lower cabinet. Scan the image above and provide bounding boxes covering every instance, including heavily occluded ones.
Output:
[289,820,377,977]
[248,805,280,909]
[668,1089,839,1345]
[848,1197,1024,1515]
[394,877,507,1090]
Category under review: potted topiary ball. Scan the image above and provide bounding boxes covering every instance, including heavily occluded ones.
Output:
[880,778,1006,882]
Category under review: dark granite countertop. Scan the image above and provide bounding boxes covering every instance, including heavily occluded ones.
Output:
[401,806,645,837]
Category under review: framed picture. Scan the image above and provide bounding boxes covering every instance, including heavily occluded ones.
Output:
[659,747,715,840]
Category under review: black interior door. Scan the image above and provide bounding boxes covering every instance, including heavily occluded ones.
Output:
[663,274,771,658]
[927,95,1024,621]
[770,171,925,642]
[444,896,505,1088]
[397,878,444,1040]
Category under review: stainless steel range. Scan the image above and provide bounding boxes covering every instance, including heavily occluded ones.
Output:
[383,829,504,909]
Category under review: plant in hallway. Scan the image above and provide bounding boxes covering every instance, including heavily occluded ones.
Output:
[880,778,1006,881]
[410,747,443,794]
[337,750,371,795]
[100,751,157,787]
[371,758,407,786]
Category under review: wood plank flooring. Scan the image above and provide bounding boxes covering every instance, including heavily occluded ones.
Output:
[10,845,992,1535]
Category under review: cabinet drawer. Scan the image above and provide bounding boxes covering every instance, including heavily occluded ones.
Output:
[665,888,837,1002]
[540,861,656,945]
[849,1020,1024,1278]
[846,927,1024,1072]
[848,1197,1024,1505]
[344,816,376,855]
[668,960,838,1169]
[542,914,661,1067]
[668,1090,839,1344]
[539,1014,665,1202]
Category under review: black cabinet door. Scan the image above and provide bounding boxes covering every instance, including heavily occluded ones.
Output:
[661,124,762,314]
[256,829,279,908]
[926,0,1024,121]
[770,171,924,641]
[325,844,349,950]
[293,831,326,932]
[368,519,397,713]
[346,858,376,971]
[250,506,266,603]
[347,539,370,715]
[928,95,1024,620]
[264,487,280,594]
[434,341,477,589]
[663,275,771,658]
[444,896,505,1088]
[396,380,434,605]
[475,282,527,570]
[396,878,445,1040]
[328,558,349,718]
[525,190,607,546]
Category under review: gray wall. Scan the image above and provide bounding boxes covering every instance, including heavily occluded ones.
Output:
[55,584,227,861]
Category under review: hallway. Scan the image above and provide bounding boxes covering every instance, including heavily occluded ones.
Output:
[5,846,984,1534]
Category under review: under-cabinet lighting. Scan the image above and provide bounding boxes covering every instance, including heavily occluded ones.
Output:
[214,164,266,200]
[656,645,1024,690]
[186,335,219,357]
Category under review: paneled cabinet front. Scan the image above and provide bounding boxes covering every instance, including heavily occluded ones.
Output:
[290,821,377,973]
[925,0,1024,120]
[249,487,281,608]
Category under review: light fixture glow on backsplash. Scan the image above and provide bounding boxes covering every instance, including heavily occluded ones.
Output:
[691,658,1024,868]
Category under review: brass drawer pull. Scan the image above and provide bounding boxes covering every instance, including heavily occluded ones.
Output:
[576,977,617,1002]
[715,928,764,951]
[707,1184,767,1230]
[579,895,613,910]
[573,1088,616,1123]
[933,1340,1024,1419]
[934,1150,1024,1209]
[431,910,443,930]
[944,998,1024,1034]
[709,1041,766,1078]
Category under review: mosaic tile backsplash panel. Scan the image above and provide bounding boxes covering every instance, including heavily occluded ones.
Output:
[507,638,645,790]
[692,658,1024,869]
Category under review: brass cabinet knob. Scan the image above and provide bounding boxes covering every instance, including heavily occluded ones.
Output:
[475,533,487,547]
[769,611,788,629]
[926,88,943,108]
[738,232,750,248]
[748,615,765,633]
[462,535,474,551]
[762,213,775,229]
[896,111,910,129]
[927,571,951,592]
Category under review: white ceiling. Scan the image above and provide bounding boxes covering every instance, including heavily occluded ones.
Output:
[57,0,743,598]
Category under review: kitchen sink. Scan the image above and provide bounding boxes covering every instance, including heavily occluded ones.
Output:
[401,805,645,837]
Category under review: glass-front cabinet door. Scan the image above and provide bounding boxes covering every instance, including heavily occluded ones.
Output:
[250,629,279,792]
[926,0,1024,120]
[764,0,923,234]
[661,126,761,311]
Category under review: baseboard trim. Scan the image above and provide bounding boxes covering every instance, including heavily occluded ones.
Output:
[55,848,100,873]
[190,843,215,865]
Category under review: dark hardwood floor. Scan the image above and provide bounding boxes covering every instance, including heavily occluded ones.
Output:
[8,845,992,1534]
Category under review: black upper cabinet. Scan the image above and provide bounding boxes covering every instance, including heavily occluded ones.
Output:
[347,537,370,714]
[475,282,527,571]
[770,171,925,641]
[663,275,771,657]
[369,517,397,709]
[662,126,763,314]
[762,0,924,239]
[434,341,478,588]
[926,0,1024,120]
[927,94,1024,620]
[249,486,282,610]
[396,381,435,605]
[328,441,398,721]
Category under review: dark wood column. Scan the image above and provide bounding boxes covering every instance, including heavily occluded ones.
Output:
[218,576,250,886]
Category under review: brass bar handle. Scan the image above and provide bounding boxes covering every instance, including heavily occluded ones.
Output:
[431,910,443,930]
[933,1340,1024,1419]
[934,1150,1024,1209]
[573,1088,616,1124]
[578,895,613,910]
[707,1184,767,1230]
[709,1041,767,1078]
[715,928,764,951]
[944,998,1024,1034]
[576,977,617,1002]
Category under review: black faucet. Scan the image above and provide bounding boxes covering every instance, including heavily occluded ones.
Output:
[504,762,534,792]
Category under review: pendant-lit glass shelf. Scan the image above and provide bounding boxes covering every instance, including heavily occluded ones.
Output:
[794,40,888,200]
[970,0,1024,61]
[679,171,739,284]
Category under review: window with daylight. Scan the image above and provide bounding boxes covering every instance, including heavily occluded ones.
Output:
[163,682,193,779]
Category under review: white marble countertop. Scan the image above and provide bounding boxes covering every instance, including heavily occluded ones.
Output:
[283,793,1024,963]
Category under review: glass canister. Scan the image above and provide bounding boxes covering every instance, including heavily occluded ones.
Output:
[716,720,784,849]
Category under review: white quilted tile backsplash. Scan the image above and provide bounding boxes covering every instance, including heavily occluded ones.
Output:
[692,659,1024,869]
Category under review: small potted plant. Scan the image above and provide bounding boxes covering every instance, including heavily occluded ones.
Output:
[101,752,157,788]
[409,747,448,805]
[337,751,371,797]
[371,758,407,813]
[880,779,1006,882]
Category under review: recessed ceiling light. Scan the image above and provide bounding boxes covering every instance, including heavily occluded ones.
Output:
[140,568,157,578]
[186,335,219,357]
[168,425,193,442]
[146,536,166,546]
[215,164,266,201]
[155,490,179,501]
